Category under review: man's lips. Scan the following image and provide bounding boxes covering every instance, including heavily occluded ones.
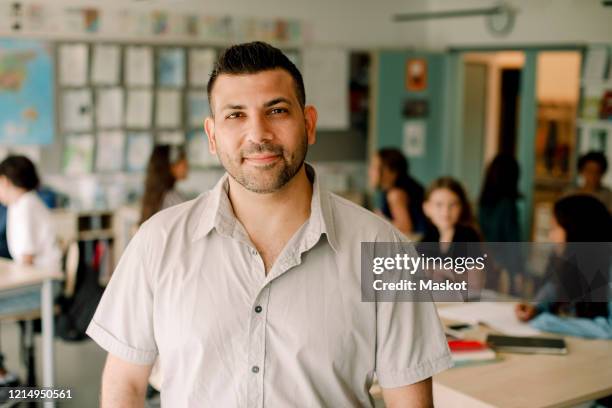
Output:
[243,154,280,164]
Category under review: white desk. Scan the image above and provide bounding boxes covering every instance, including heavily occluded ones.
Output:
[0,258,63,407]
[371,302,612,407]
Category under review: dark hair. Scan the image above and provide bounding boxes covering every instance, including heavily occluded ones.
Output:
[377,148,411,187]
[553,194,612,242]
[479,154,521,206]
[140,145,186,225]
[207,41,305,113]
[0,155,40,191]
[425,177,475,227]
[577,151,608,174]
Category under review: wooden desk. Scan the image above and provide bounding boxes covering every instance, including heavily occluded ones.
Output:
[371,302,612,407]
[0,259,63,407]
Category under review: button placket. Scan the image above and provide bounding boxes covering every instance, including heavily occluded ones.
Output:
[246,285,270,408]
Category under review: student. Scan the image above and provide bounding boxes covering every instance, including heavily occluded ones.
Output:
[87,41,452,407]
[478,154,521,242]
[139,144,189,225]
[0,155,61,387]
[516,195,610,325]
[565,151,612,212]
[422,177,480,244]
[421,177,484,296]
[0,155,60,270]
[369,148,426,237]
[478,154,524,293]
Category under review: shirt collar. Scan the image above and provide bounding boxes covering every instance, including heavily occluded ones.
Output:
[192,163,339,252]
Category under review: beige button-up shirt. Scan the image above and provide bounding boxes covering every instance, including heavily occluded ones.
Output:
[87,166,452,407]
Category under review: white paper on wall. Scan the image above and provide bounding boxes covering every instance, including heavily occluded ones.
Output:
[92,44,120,85]
[126,89,153,129]
[59,43,88,86]
[96,87,124,128]
[62,89,93,132]
[96,130,125,172]
[302,48,349,130]
[402,121,426,158]
[189,48,216,87]
[156,89,182,128]
[125,46,153,86]
[126,132,153,172]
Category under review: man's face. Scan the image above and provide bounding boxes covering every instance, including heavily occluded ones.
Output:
[204,69,317,194]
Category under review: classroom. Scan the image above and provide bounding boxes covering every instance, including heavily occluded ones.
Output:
[0,0,610,407]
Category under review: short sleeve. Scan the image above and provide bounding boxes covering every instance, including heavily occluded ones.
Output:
[375,230,453,388]
[375,301,453,388]
[86,225,158,365]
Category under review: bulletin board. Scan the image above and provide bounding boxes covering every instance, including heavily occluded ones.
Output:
[53,41,300,175]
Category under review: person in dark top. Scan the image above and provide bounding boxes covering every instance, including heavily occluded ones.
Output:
[516,195,610,322]
[368,148,426,236]
[478,154,523,294]
[478,154,521,242]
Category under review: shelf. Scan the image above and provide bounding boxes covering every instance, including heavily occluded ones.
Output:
[577,119,612,129]
[581,79,612,89]
[78,229,114,241]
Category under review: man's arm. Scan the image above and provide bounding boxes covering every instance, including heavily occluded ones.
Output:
[382,377,433,408]
[101,354,153,408]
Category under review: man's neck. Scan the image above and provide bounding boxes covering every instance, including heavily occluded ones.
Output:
[227,166,313,271]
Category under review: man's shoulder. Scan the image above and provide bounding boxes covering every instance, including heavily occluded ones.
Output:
[325,191,407,243]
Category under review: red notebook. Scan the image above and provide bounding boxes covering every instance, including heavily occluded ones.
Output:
[448,340,488,352]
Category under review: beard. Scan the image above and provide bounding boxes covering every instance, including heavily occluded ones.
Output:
[217,135,308,194]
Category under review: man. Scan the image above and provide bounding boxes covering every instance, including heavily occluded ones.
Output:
[87,41,452,407]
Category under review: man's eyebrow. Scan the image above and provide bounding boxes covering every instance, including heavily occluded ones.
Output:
[264,97,292,107]
[221,104,245,111]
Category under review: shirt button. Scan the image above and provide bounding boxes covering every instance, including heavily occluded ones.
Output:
[251,249,258,256]
[254,305,262,313]
[251,365,260,374]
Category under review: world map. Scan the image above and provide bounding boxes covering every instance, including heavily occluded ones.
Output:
[0,39,54,145]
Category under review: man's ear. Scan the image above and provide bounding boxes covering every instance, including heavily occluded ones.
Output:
[304,105,318,146]
[204,117,217,155]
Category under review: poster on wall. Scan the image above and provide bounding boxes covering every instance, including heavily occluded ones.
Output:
[405,59,427,92]
[0,39,55,145]
[402,121,426,158]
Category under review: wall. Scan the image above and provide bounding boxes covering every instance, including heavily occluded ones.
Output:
[423,0,612,50]
[1,0,429,48]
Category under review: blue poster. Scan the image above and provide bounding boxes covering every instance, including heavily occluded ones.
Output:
[0,39,54,145]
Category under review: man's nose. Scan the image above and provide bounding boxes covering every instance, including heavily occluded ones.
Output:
[246,114,272,144]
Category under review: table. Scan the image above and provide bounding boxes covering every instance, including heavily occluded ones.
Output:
[371,302,612,407]
[0,258,63,407]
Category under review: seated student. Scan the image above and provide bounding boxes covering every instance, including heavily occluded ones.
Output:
[516,195,611,334]
[565,151,612,212]
[139,144,189,225]
[420,177,484,296]
[0,155,60,270]
[0,156,61,387]
[369,148,426,237]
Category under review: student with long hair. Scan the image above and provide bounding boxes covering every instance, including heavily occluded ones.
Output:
[420,177,484,297]
[139,144,189,225]
[422,177,480,243]
[516,195,611,324]
[368,148,426,236]
[478,154,523,293]
[478,154,521,242]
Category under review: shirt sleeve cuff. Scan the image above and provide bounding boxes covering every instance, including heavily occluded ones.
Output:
[86,319,157,365]
[376,352,454,388]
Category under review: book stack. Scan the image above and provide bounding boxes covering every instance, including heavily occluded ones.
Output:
[448,340,498,367]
